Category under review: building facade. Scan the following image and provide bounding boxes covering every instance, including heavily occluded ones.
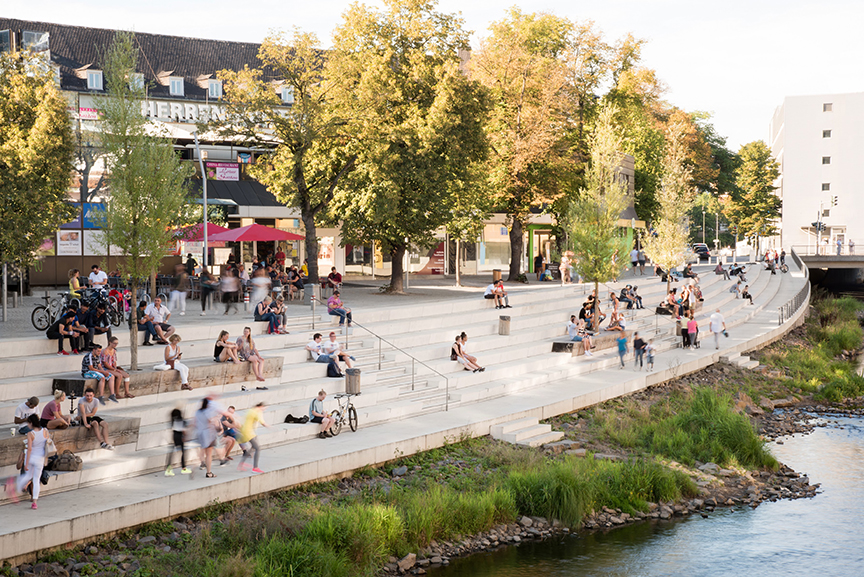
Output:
[770,92,864,253]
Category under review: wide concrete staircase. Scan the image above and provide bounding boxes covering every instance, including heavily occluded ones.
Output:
[0,260,793,502]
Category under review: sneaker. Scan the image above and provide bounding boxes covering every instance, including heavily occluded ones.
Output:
[57,350,69,356]
[108,394,119,404]
[584,350,593,356]
[199,463,207,470]
[98,397,106,406]
[238,463,251,472]
[180,468,192,475]
[71,349,79,355]
[179,312,185,316]
[142,342,154,346]
[219,459,229,467]
[101,442,114,450]
[165,468,175,477]
[318,432,327,439]
[252,468,263,474]
[200,312,207,316]
[5,478,18,503]
[31,501,38,509]
[505,305,512,308]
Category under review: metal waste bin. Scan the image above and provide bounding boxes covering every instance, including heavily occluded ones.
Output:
[499,315,511,336]
[345,368,361,394]
[492,269,502,282]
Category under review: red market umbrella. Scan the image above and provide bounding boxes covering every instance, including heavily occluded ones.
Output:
[207,223,305,243]
[173,222,231,242]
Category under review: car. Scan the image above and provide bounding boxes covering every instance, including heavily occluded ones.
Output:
[692,244,710,260]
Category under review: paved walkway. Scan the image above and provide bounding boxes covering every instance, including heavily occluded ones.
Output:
[0,264,807,563]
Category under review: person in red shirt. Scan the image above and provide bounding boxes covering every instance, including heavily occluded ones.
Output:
[274,246,286,268]
[323,267,342,290]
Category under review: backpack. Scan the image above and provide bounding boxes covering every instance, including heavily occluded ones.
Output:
[284,414,310,424]
[48,450,83,472]
[327,361,343,378]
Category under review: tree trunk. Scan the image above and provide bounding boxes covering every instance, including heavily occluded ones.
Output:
[129,279,139,371]
[388,244,406,294]
[593,279,600,331]
[150,269,157,300]
[455,238,462,287]
[302,211,320,284]
[507,218,524,281]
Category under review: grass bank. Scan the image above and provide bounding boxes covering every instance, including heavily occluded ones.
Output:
[133,440,695,577]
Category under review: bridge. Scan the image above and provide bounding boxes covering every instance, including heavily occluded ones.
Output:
[793,246,864,270]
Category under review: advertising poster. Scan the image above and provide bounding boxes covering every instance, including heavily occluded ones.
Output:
[318,237,334,267]
[83,230,106,255]
[60,204,83,229]
[57,230,82,255]
[37,238,55,257]
[82,203,106,228]
[205,162,240,181]
[417,242,445,275]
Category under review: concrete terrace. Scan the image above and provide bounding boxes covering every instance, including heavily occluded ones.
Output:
[0,261,809,563]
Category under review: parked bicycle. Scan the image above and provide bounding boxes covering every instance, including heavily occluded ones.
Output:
[31,292,79,331]
[329,393,359,436]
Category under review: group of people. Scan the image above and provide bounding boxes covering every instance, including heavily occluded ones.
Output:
[306,332,355,378]
[451,332,486,372]
[483,280,511,309]
[663,281,702,320]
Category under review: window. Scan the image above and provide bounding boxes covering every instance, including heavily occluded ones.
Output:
[0,30,11,53]
[86,70,103,90]
[281,86,294,104]
[169,76,184,96]
[823,130,832,138]
[21,30,49,52]
[208,79,222,99]
[129,73,144,91]
[823,103,833,112]
[822,156,831,165]
[822,183,830,191]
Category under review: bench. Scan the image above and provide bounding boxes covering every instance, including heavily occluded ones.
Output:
[52,357,284,398]
[0,415,141,467]
[551,331,631,357]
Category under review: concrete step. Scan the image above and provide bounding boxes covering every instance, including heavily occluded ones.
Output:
[499,423,552,444]
[490,417,538,438]
[516,430,565,447]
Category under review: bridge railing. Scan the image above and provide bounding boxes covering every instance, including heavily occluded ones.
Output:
[792,242,864,257]
[778,247,810,326]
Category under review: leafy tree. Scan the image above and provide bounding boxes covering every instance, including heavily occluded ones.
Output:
[565,105,630,321]
[74,125,107,203]
[725,141,780,244]
[327,0,489,293]
[0,52,75,271]
[215,30,356,284]
[97,32,192,369]
[642,121,696,294]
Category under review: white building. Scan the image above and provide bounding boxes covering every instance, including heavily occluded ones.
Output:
[770,92,864,253]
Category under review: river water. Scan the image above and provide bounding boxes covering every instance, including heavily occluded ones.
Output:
[432,415,864,577]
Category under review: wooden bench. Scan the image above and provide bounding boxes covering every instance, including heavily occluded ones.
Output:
[551,331,631,357]
[0,415,141,467]
[52,357,283,398]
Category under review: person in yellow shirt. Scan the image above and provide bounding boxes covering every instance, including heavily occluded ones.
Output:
[237,402,269,474]
[68,268,83,299]
[300,259,309,278]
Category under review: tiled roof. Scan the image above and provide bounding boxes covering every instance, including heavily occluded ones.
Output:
[0,18,276,100]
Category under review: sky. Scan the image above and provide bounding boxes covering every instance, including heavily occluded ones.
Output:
[5,0,864,149]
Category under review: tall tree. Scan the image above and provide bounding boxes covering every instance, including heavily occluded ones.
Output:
[724,141,781,244]
[642,121,696,295]
[327,0,489,293]
[0,52,75,271]
[215,30,356,284]
[565,105,630,321]
[97,32,192,369]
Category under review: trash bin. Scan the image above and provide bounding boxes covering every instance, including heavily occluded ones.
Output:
[499,315,511,336]
[345,368,361,394]
[492,269,502,282]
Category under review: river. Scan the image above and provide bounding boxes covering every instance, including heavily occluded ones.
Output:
[431,415,864,577]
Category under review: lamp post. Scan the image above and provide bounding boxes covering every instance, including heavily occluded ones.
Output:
[702,210,706,244]
[193,131,208,270]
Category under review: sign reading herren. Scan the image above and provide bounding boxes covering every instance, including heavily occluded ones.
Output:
[140,99,228,122]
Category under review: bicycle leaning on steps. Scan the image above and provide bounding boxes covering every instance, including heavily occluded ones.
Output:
[329,393,359,436]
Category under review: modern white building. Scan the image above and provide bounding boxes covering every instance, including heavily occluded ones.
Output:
[770,92,864,254]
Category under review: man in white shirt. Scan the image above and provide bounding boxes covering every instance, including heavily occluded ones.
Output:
[323,332,354,369]
[306,332,342,376]
[566,315,592,356]
[630,248,639,275]
[88,264,108,288]
[14,397,40,435]
[144,296,174,342]
[709,309,727,350]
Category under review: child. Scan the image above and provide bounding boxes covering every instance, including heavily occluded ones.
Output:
[616,334,628,369]
[645,340,656,372]
[165,405,191,476]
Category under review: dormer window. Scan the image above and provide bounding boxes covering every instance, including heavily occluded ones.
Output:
[281,85,294,104]
[130,73,144,91]
[87,70,103,90]
[208,79,222,99]
[169,76,184,96]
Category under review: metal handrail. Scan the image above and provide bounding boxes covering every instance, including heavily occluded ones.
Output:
[778,247,811,326]
[790,243,864,257]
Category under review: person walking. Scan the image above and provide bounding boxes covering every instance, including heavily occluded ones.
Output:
[221,269,240,315]
[616,334,629,369]
[687,312,699,349]
[710,309,727,350]
[165,406,191,476]
[238,402,269,473]
[195,397,221,478]
[645,340,655,372]
[199,269,219,316]
[169,264,189,316]
[5,414,52,509]
[633,332,646,370]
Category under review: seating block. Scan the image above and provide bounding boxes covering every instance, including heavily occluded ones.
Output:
[0,415,140,467]
[52,357,283,398]
[551,331,631,357]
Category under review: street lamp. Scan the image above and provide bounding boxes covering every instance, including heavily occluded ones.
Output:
[702,210,706,244]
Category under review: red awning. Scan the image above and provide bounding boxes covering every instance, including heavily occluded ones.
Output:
[207,223,305,242]
[173,222,231,242]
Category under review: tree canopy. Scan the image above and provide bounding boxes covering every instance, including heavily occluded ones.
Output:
[725,141,781,241]
[0,52,75,268]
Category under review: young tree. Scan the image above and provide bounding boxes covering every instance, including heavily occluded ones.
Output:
[565,105,631,323]
[724,141,780,246]
[327,0,489,293]
[214,30,357,284]
[642,121,696,295]
[97,32,192,369]
[0,52,75,278]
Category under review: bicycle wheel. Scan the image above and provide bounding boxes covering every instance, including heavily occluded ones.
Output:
[330,410,343,436]
[348,405,358,432]
[31,306,51,331]
[69,298,81,310]
[108,296,122,326]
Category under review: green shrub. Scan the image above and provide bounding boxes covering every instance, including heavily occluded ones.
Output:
[302,503,402,570]
[254,537,349,577]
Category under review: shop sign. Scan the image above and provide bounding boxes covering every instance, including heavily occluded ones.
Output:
[57,230,82,255]
[206,162,239,181]
[82,203,105,228]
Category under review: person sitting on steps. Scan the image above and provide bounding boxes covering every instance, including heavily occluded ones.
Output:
[306,333,343,377]
[451,335,483,372]
[566,315,593,356]
[714,262,730,280]
[77,387,113,450]
[742,284,754,305]
[310,390,335,438]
